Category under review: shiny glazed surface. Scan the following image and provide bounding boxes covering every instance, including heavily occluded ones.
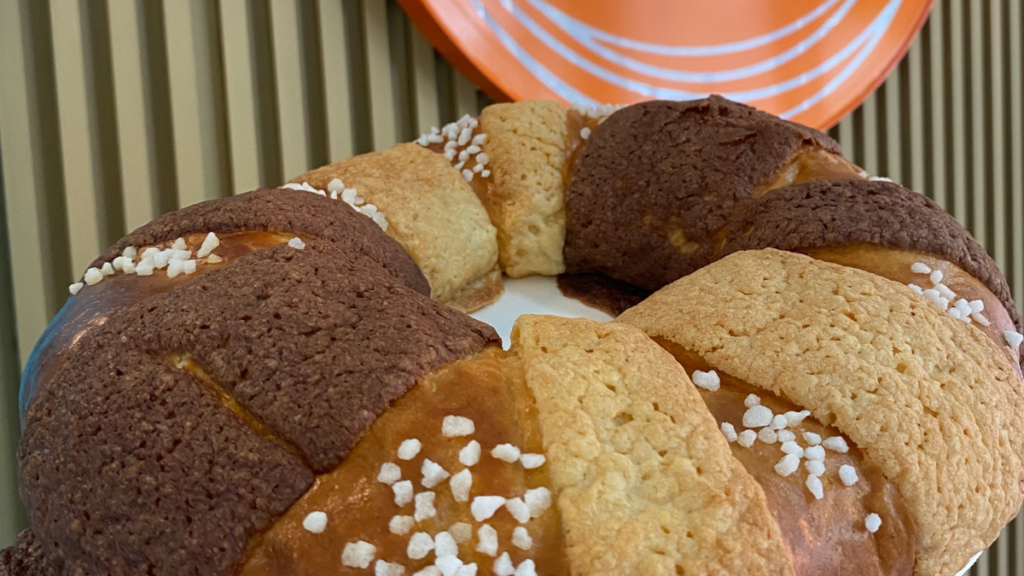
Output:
[238,349,568,576]
[659,342,916,576]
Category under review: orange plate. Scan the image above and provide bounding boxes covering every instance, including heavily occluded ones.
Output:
[399,0,933,129]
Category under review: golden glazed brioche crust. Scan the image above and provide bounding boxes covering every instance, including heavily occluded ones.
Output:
[511,316,794,576]
[618,249,1024,576]
[291,143,501,311]
[479,101,568,277]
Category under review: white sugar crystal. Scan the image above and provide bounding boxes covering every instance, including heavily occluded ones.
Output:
[414,567,442,576]
[135,258,155,276]
[770,414,789,430]
[436,556,463,576]
[459,149,470,162]
[804,460,826,477]
[443,416,475,437]
[462,169,474,182]
[777,430,796,443]
[183,260,197,275]
[804,445,825,461]
[806,474,824,499]
[408,532,435,559]
[514,559,537,576]
[475,524,498,556]
[422,459,450,488]
[472,133,487,145]
[393,480,414,506]
[100,262,114,276]
[197,232,220,258]
[473,163,483,173]
[341,188,358,203]
[166,259,183,278]
[524,487,551,518]
[375,560,406,576]
[360,204,378,217]
[839,464,859,486]
[505,497,531,523]
[955,298,972,315]
[781,440,804,457]
[444,149,457,161]
[450,469,472,502]
[327,178,345,193]
[112,256,126,271]
[168,248,190,261]
[491,443,521,463]
[466,144,481,155]
[520,453,545,469]
[822,436,849,453]
[481,169,490,178]
[206,254,222,264]
[172,237,187,250]
[911,262,931,274]
[142,247,160,259]
[456,563,478,576]
[803,432,822,445]
[414,491,437,521]
[460,440,481,466]
[288,237,305,250]
[744,394,760,407]
[720,422,738,442]
[458,127,472,146]
[691,369,720,391]
[302,511,327,533]
[947,308,963,320]
[865,513,882,533]
[449,522,472,543]
[775,454,800,477]
[434,531,458,558]
[379,462,402,485]
[907,283,923,294]
[84,267,103,285]
[389,515,414,535]
[785,410,811,427]
[493,553,515,576]
[929,269,943,284]
[757,428,778,444]
[935,283,956,300]
[742,405,773,428]
[454,162,465,171]
[580,127,591,140]
[922,288,942,305]
[972,312,991,326]
[511,526,532,550]
[969,299,985,313]
[122,246,137,259]
[737,430,757,448]
[373,211,388,231]
[153,249,172,269]
[1005,331,1024,349]
[69,282,84,296]
[471,496,506,521]
[398,439,422,460]
[341,541,377,568]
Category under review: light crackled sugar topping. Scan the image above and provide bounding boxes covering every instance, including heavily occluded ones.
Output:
[415,115,491,181]
[323,413,553,576]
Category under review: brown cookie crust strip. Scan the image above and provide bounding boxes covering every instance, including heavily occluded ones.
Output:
[19,240,496,576]
[564,96,843,290]
[94,188,429,295]
[722,179,1021,332]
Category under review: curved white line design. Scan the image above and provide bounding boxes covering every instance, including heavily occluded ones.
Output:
[466,0,905,120]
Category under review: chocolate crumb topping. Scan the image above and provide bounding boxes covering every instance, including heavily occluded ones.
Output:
[18,240,497,576]
[564,96,841,290]
[721,179,1021,331]
[93,188,429,296]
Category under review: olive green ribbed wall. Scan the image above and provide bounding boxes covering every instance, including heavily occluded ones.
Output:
[0,1,1021,572]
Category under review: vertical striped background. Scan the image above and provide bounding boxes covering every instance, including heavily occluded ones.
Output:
[0,1,1021,572]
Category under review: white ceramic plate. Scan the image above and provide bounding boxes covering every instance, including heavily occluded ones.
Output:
[471,276,984,576]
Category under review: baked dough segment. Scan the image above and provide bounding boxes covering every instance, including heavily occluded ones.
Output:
[511,316,794,576]
[479,101,568,277]
[618,249,1024,576]
[292,143,501,311]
